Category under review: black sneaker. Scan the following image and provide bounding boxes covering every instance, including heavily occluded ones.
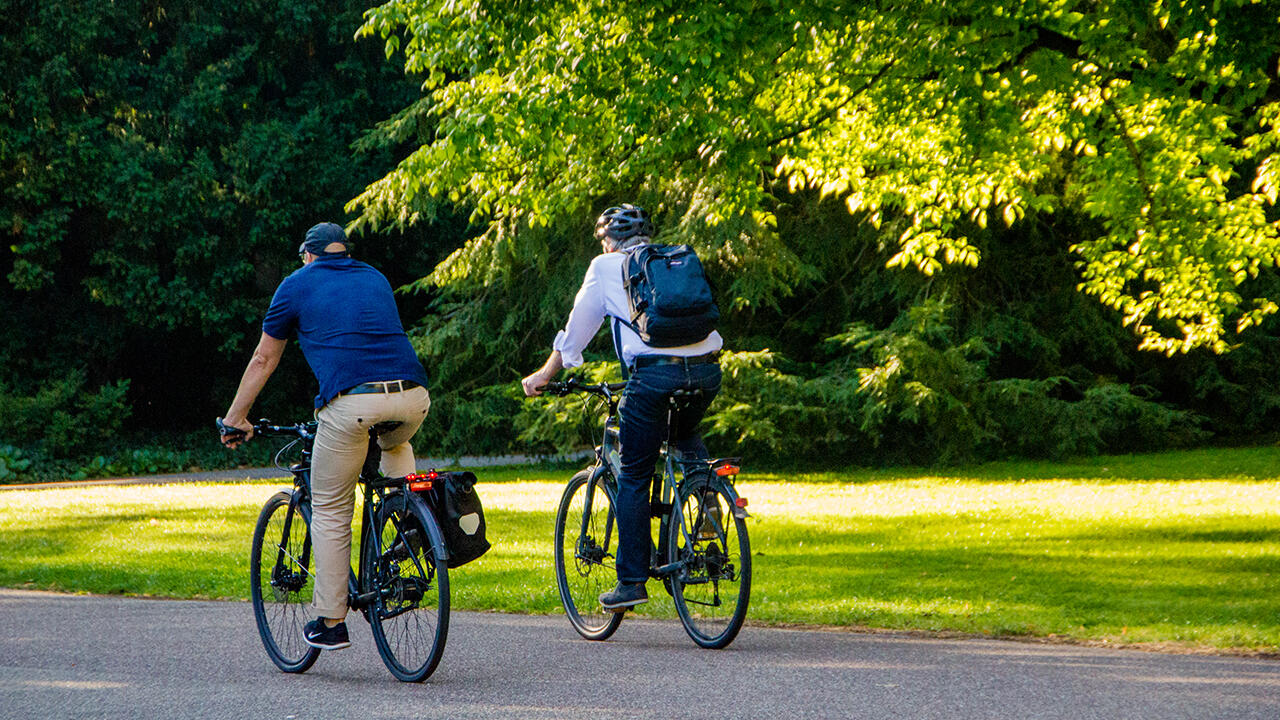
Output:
[303,618,351,650]
[599,582,648,612]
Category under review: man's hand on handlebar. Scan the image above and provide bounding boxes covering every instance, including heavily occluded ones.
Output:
[217,416,254,449]
[521,370,554,398]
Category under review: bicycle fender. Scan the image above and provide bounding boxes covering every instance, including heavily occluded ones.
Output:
[402,490,452,565]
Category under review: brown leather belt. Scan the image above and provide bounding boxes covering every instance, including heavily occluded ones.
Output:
[340,380,422,396]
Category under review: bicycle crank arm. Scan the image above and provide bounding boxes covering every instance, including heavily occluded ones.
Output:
[347,589,377,610]
[651,561,684,578]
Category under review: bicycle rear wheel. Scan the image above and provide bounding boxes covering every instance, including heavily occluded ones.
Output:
[668,477,751,649]
[364,490,450,682]
[250,490,320,673]
[554,468,624,641]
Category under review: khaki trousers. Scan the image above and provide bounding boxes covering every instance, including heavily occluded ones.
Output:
[309,385,430,620]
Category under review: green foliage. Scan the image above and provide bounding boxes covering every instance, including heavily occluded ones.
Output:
[0,0,450,448]
[842,299,995,462]
[356,0,1280,353]
[0,445,32,483]
[701,350,866,461]
[515,361,623,452]
[0,373,130,458]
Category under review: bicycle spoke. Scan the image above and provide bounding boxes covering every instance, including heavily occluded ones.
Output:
[669,482,751,649]
[251,491,320,673]
[366,493,449,682]
[555,470,624,641]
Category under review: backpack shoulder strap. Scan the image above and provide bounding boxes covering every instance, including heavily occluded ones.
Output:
[611,317,630,381]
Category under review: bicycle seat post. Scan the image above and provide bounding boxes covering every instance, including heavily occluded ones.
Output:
[360,421,403,482]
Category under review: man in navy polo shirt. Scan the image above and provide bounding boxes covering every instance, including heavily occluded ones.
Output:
[221,222,430,651]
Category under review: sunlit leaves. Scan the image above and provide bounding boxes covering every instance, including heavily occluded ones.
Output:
[355,0,1280,352]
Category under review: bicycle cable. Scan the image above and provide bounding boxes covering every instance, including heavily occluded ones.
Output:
[273,439,301,472]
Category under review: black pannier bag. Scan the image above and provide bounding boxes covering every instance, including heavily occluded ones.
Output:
[414,470,490,568]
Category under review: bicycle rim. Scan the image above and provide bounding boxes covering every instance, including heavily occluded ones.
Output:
[250,490,320,673]
[366,491,450,682]
[555,469,624,640]
[669,480,751,649]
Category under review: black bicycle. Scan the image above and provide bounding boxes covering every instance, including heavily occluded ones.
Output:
[542,378,752,649]
[232,419,450,682]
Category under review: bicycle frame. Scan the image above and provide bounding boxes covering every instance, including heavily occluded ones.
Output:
[565,380,716,583]
[267,426,437,618]
[548,376,750,648]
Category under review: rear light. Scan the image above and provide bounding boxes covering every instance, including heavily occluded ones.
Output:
[734,497,748,508]
[714,464,739,477]
[405,471,439,492]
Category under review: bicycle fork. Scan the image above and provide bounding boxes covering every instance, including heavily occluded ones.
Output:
[577,471,615,565]
[272,491,313,595]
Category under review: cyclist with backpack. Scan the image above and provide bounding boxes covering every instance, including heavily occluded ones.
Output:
[522,204,722,611]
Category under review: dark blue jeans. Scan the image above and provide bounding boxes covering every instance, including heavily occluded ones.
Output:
[614,361,722,584]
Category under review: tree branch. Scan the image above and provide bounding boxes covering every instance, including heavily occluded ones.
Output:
[767,58,898,148]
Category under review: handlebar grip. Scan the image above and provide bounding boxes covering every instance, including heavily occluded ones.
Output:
[216,417,247,441]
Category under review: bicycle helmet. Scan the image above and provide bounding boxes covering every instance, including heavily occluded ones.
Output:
[594,204,654,247]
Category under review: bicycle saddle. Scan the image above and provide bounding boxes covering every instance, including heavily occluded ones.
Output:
[368,420,404,437]
[668,388,704,410]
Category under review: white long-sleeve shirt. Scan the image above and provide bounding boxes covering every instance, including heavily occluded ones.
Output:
[552,250,723,369]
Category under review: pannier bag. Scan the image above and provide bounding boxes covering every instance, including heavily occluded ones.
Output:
[619,244,720,347]
[413,470,491,568]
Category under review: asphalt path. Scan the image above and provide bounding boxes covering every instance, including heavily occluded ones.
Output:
[1,590,1276,719]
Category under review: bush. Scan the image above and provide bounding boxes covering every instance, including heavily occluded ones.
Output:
[0,372,130,458]
[0,445,32,483]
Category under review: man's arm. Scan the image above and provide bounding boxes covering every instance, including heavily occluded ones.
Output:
[522,350,565,397]
[221,332,288,446]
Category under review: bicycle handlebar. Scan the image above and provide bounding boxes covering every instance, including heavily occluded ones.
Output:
[540,377,627,398]
[217,417,315,443]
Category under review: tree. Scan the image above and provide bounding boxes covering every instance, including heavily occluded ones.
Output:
[353,0,1280,354]
[0,0,447,457]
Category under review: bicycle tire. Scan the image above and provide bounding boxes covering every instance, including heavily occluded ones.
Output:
[250,490,321,673]
[364,489,450,682]
[668,477,751,649]
[554,468,625,641]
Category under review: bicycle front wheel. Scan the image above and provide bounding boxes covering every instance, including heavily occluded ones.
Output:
[554,468,624,641]
[668,477,751,649]
[250,490,320,673]
[364,490,450,682]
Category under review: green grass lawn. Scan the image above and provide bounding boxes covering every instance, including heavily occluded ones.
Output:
[2,446,1278,653]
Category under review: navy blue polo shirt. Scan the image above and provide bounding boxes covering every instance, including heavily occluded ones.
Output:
[263,255,428,408]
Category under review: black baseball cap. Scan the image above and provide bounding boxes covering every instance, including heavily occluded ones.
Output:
[298,222,351,256]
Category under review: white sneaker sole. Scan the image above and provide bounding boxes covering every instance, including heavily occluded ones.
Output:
[600,598,649,613]
[304,637,352,650]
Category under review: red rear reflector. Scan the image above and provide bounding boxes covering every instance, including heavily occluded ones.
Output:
[714,465,739,477]
[734,497,748,508]
[408,480,433,492]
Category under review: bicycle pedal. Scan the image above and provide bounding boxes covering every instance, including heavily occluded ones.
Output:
[653,560,683,576]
